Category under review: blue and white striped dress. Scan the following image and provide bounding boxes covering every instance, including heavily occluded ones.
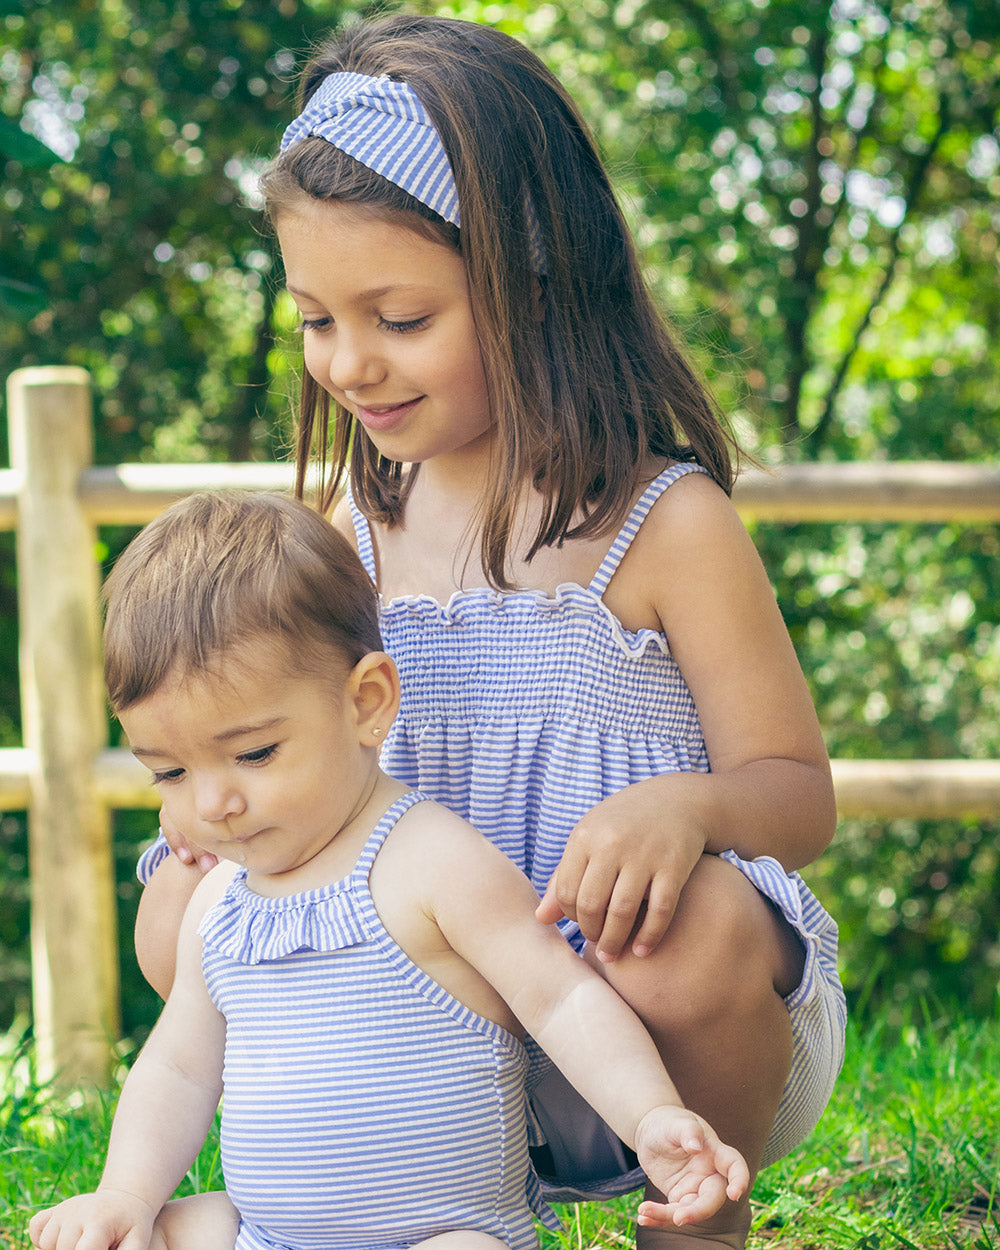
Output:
[198,791,558,1250]
[348,462,847,1180]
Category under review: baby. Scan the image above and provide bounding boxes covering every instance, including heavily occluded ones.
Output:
[29,493,747,1250]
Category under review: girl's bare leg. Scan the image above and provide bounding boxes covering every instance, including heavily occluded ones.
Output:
[148,1192,240,1250]
[592,854,805,1249]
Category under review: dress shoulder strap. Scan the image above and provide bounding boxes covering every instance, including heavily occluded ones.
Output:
[346,484,378,583]
[587,462,709,597]
[352,791,429,883]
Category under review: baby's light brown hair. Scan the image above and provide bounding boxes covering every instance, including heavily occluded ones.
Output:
[103,492,382,713]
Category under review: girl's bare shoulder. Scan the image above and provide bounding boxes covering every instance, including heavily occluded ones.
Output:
[329,493,357,548]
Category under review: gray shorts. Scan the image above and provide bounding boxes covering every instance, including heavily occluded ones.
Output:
[527,850,847,1203]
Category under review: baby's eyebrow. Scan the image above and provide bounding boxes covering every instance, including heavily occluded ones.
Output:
[130,745,167,760]
[213,717,286,744]
[129,716,286,758]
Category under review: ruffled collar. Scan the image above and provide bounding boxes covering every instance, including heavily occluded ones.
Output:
[198,872,371,965]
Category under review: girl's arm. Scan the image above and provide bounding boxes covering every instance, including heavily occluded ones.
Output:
[406,814,748,1228]
[134,808,221,998]
[134,849,209,998]
[29,872,228,1250]
[539,471,835,959]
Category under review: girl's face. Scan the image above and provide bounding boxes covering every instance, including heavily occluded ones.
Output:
[277,197,493,472]
[119,640,384,891]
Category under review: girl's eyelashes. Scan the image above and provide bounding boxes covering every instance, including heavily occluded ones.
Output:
[380,315,430,334]
[294,315,431,335]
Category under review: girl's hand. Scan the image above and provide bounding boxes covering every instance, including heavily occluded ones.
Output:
[28,1189,155,1250]
[159,808,218,873]
[633,1106,749,1229]
[535,779,706,961]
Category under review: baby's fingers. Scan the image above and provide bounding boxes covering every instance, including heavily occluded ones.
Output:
[27,1208,52,1248]
[640,1171,732,1228]
[635,1180,724,1229]
[718,1143,750,1201]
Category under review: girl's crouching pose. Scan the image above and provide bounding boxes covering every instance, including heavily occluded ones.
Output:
[30,493,748,1250]
[134,14,847,1247]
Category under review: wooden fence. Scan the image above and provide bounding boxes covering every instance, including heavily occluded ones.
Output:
[4,364,1000,1087]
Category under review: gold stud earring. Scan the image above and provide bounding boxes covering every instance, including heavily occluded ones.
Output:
[372,727,382,738]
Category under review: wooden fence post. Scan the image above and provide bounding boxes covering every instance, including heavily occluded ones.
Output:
[8,366,119,1087]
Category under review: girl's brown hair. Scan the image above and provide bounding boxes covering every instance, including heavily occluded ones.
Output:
[262,14,738,588]
[103,492,382,712]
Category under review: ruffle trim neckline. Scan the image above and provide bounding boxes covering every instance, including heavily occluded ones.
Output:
[379,579,673,662]
[198,872,371,965]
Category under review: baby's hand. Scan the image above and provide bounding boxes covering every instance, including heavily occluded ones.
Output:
[159,808,218,873]
[633,1105,749,1229]
[29,1189,155,1250]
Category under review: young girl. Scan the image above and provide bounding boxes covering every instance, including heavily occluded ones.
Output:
[30,492,748,1250]
[136,15,846,1248]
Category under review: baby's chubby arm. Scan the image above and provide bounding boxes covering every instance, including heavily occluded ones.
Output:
[410,811,748,1227]
[29,868,231,1250]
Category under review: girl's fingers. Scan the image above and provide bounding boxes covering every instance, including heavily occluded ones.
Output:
[629,871,681,957]
[572,860,620,945]
[590,870,643,960]
[534,879,565,925]
[159,812,218,872]
[594,869,652,960]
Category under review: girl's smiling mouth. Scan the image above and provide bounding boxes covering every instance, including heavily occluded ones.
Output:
[354,397,423,432]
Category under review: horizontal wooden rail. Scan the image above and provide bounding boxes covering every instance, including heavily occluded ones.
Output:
[1,459,1000,530]
[734,460,1000,522]
[0,749,997,820]
[829,759,1000,820]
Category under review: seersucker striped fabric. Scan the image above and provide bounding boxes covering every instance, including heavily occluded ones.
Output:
[280,72,461,228]
[349,461,847,1186]
[198,791,559,1250]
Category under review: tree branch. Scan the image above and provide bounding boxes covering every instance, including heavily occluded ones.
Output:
[807,98,950,451]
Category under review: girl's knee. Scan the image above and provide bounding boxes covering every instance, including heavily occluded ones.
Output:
[605,855,803,1027]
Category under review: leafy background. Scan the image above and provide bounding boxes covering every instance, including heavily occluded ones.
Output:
[1,0,998,1040]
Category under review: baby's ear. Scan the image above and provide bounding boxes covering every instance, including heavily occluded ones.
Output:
[348,652,401,746]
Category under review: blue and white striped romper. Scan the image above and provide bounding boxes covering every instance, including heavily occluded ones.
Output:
[198,791,559,1250]
[348,462,847,1192]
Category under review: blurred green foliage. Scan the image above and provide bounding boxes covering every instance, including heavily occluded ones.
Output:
[0,0,998,1036]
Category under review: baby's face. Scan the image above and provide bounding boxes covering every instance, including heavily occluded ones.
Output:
[119,645,373,888]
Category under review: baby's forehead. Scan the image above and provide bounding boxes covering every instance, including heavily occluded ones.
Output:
[160,634,350,697]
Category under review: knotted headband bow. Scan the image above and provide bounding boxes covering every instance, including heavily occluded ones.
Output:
[280,70,547,272]
[280,71,460,227]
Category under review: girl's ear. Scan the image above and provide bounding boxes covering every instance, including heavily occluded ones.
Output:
[347,652,401,747]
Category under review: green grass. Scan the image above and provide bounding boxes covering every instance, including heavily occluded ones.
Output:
[2,1004,998,1250]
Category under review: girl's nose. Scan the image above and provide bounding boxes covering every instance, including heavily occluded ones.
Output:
[327,331,386,394]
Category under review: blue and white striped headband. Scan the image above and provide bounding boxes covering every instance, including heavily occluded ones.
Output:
[281,72,461,227]
[281,71,546,273]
